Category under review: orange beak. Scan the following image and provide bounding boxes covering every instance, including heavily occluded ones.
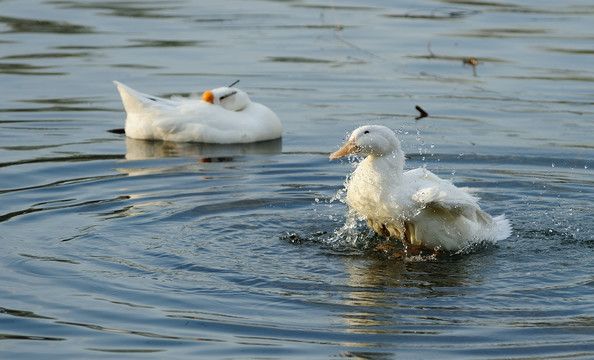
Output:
[329,138,358,160]
[202,90,214,104]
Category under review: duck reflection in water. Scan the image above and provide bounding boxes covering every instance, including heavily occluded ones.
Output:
[340,253,476,336]
[123,137,282,162]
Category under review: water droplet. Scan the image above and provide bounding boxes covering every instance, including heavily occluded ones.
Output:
[551,163,555,168]
[430,143,435,149]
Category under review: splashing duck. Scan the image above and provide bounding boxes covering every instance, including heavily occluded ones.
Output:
[113,81,282,143]
[330,125,511,252]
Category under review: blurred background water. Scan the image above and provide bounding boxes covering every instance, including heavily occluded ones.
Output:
[0,0,593,358]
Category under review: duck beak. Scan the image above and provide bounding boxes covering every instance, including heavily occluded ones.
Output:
[202,90,214,104]
[329,138,358,160]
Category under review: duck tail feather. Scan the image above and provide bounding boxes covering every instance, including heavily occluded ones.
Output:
[493,214,512,241]
[113,81,174,114]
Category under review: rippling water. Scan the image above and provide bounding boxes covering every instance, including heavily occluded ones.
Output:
[1,0,593,358]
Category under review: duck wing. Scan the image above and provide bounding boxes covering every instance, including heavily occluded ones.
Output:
[415,186,493,222]
[151,108,246,143]
[407,169,483,222]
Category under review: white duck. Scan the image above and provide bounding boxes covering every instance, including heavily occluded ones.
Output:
[113,81,282,143]
[330,125,511,252]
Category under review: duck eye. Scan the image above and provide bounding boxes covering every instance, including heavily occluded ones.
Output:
[364,130,370,134]
[220,90,237,101]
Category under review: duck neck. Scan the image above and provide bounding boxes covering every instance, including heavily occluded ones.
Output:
[369,150,405,182]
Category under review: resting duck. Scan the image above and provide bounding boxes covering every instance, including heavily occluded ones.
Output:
[113,81,282,143]
[330,125,511,251]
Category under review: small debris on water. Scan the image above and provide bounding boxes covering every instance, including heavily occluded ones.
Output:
[415,105,429,120]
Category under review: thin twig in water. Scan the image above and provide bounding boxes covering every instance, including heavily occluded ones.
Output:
[427,41,479,76]
[228,79,240,87]
[462,58,478,76]
[328,0,343,35]
[427,40,435,58]
[327,0,383,59]
[415,105,429,120]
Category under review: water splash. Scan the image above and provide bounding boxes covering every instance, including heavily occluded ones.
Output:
[324,209,369,248]
[320,188,453,261]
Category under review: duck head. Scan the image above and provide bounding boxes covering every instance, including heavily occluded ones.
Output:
[201,87,250,111]
[329,125,404,160]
